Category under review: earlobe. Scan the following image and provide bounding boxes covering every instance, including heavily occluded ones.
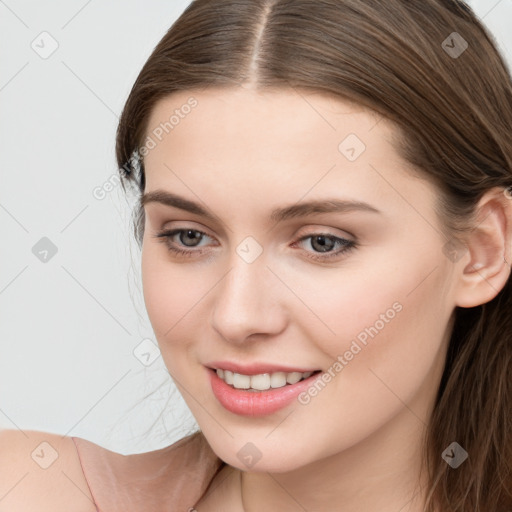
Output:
[454,187,512,308]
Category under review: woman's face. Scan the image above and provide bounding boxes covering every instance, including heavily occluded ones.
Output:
[140,86,458,472]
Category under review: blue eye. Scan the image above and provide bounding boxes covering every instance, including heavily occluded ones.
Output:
[152,228,356,261]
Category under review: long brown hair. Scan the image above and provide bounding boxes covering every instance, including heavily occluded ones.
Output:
[115,1,512,510]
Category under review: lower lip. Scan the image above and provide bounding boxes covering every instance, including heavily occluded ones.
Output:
[208,368,321,417]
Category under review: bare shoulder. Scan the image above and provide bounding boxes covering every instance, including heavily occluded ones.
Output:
[0,428,97,512]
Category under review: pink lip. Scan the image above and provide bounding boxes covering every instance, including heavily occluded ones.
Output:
[207,367,321,417]
[206,361,319,375]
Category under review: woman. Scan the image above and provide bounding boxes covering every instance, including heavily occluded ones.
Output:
[2,0,511,510]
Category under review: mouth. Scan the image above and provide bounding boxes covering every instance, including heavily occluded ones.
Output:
[206,366,323,417]
[211,367,322,392]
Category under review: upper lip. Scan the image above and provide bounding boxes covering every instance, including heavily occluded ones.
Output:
[206,361,320,375]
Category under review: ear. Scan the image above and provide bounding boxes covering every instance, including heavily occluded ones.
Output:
[453,187,512,308]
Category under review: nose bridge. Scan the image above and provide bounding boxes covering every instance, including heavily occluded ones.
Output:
[222,235,271,304]
[210,242,286,342]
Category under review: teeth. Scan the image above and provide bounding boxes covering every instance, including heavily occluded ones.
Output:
[251,373,271,390]
[232,373,251,389]
[286,372,303,384]
[270,372,286,388]
[216,369,316,391]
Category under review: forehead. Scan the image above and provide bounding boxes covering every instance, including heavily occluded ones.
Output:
[141,86,436,225]
[144,86,393,178]
[145,86,385,151]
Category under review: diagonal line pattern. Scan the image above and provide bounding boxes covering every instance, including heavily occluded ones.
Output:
[0,409,27,434]
[264,409,295,438]
[265,164,337,235]
[0,202,29,232]
[263,473,309,511]
[266,265,336,335]
[0,0,29,28]
[406,266,439,297]
[368,367,427,427]
[61,470,97,506]
[0,265,28,295]
[189,464,237,508]
[61,265,132,335]
[61,61,119,119]
[167,368,235,438]
[61,0,94,29]
[163,268,234,337]
[368,163,444,239]
[60,205,89,233]
[0,473,29,504]
[62,369,132,437]
[0,62,29,92]
[162,162,233,233]
[481,0,504,19]
[288,83,337,131]
[368,115,384,132]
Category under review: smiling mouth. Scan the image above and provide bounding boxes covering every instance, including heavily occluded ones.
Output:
[211,368,322,392]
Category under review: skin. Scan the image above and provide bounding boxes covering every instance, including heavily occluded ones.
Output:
[140,86,512,511]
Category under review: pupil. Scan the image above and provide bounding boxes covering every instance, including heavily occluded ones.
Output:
[312,235,334,253]
[181,230,201,246]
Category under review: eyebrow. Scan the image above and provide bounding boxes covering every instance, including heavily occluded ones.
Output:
[140,190,380,223]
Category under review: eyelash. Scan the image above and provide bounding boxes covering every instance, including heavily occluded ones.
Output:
[152,228,356,262]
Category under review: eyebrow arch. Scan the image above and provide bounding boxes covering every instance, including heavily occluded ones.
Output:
[140,190,381,223]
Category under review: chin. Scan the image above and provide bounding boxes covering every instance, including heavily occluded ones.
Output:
[206,434,317,474]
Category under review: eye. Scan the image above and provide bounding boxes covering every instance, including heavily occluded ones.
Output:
[152,228,357,262]
[293,233,356,261]
[152,228,214,258]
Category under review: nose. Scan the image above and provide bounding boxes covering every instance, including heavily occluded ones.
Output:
[210,253,288,345]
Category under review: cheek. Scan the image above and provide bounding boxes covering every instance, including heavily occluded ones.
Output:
[140,242,221,376]
[312,274,442,361]
[293,239,451,359]
[141,244,200,340]
[273,260,453,463]
[287,244,453,398]
[297,256,452,416]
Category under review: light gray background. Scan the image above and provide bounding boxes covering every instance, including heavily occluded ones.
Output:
[1,0,511,455]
